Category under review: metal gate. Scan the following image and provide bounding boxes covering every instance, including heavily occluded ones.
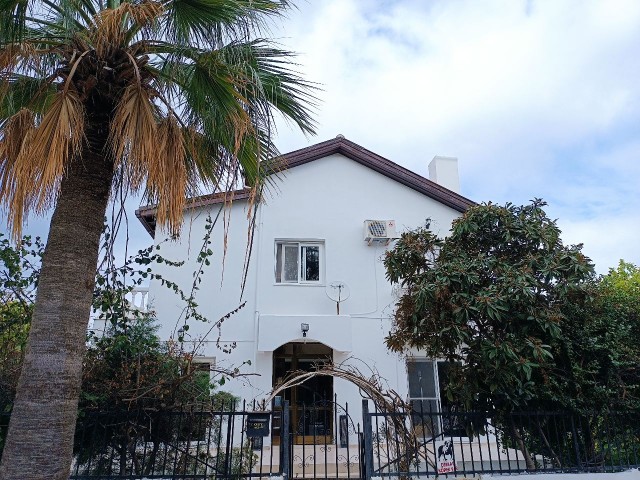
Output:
[280,398,365,479]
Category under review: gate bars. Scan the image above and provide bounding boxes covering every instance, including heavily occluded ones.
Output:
[2,398,636,479]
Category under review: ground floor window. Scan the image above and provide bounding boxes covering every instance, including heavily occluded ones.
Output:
[189,357,215,397]
[407,359,462,437]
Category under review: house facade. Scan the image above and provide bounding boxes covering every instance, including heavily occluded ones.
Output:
[136,136,475,444]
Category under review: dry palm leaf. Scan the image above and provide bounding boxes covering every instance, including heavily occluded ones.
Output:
[151,115,187,235]
[26,90,85,211]
[0,108,36,236]
[109,82,158,189]
[91,1,163,57]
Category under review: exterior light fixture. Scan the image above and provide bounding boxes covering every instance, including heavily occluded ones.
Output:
[301,323,309,337]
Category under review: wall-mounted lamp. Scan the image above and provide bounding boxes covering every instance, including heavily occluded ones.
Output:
[301,323,309,338]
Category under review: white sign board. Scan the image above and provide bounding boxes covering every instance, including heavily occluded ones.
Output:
[435,440,456,474]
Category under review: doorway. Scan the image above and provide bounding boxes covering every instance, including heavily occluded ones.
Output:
[272,342,333,444]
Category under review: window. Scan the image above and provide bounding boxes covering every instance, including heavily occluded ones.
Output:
[190,357,215,395]
[407,359,464,438]
[407,360,440,415]
[275,241,323,284]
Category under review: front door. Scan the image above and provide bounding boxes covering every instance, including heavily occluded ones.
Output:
[272,342,333,444]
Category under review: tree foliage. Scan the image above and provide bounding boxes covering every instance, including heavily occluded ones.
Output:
[75,315,241,477]
[0,0,317,238]
[0,233,42,415]
[0,230,243,468]
[560,260,640,411]
[384,200,599,412]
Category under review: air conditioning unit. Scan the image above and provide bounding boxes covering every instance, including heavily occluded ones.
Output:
[364,220,397,246]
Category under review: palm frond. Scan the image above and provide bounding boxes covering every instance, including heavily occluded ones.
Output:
[181,126,225,189]
[109,83,158,189]
[0,73,56,117]
[162,0,289,47]
[145,114,187,235]
[39,0,90,34]
[0,41,38,76]
[221,40,318,134]
[0,0,30,43]
[0,108,36,238]
[91,2,163,57]
[27,89,85,209]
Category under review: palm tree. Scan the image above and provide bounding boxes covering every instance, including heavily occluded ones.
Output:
[0,0,315,476]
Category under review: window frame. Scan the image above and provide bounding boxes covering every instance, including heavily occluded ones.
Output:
[407,358,466,437]
[407,359,442,412]
[274,240,324,285]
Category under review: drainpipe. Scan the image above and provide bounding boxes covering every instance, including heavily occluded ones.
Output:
[252,200,264,398]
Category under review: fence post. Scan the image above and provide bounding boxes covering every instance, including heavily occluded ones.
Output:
[224,404,234,477]
[570,414,583,470]
[281,400,291,479]
[362,399,374,480]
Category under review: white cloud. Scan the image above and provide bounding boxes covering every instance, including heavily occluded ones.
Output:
[272,0,640,271]
[559,212,640,274]
[7,0,639,273]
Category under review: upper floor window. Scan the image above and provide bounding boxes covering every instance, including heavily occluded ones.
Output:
[275,241,323,284]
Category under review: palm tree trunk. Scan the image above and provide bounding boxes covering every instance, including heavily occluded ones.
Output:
[0,134,114,479]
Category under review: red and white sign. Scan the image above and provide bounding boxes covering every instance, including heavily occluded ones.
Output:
[435,440,456,474]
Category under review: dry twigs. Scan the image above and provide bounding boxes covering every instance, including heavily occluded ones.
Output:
[263,360,437,473]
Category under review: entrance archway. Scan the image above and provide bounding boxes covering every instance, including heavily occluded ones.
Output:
[272,342,333,444]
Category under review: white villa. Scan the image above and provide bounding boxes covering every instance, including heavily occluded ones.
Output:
[135,135,475,445]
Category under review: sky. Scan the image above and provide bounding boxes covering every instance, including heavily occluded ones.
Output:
[7,0,640,274]
[268,0,640,273]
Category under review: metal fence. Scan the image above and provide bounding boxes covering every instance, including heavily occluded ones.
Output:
[1,401,639,479]
[68,400,284,479]
[361,400,640,478]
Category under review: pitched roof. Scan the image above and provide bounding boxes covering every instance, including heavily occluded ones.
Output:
[136,136,476,237]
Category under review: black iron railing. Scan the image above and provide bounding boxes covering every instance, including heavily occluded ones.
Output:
[2,400,638,479]
[67,400,283,479]
[362,401,640,478]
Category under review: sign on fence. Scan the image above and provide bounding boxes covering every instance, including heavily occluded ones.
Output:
[246,412,270,437]
[435,440,456,474]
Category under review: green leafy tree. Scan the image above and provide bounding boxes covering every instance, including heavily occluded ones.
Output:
[384,200,595,413]
[76,316,241,477]
[0,231,248,475]
[0,0,316,476]
[560,261,640,412]
[385,201,640,468]
[0,233,41,418]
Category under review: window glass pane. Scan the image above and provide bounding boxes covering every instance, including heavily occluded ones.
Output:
[410,399,441,437]
[275,244,283,282]
[283,244,299,282]
[407,361,436,398]
[302,246,320,281]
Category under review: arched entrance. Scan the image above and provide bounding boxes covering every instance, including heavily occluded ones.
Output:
[272,342,333,444]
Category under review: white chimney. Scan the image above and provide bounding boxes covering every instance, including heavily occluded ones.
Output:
[428,156,460,193]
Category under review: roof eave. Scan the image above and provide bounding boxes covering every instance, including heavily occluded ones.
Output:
[136,136,476,238]
[268,137,475,213]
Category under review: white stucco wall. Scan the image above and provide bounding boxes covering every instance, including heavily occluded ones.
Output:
[147,152,464,419]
